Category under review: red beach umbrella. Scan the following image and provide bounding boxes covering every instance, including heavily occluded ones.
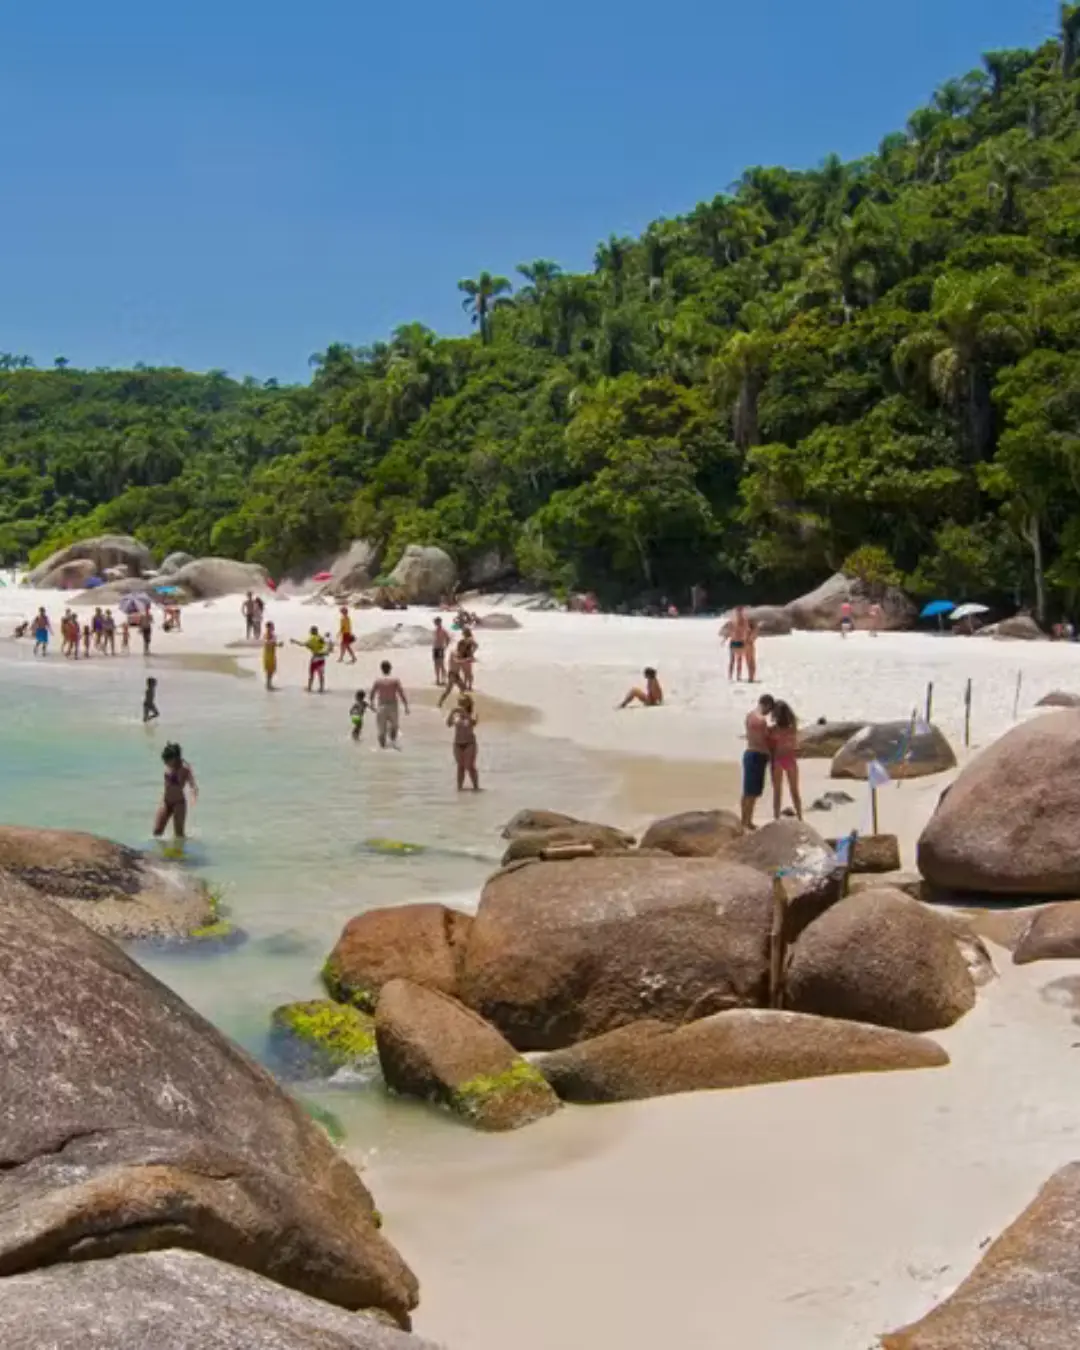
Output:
[313,571,333,582]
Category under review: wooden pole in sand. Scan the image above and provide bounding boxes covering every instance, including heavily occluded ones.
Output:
[925,681,934,723]
[871,786,879,835]
[769,875,787,1009]
[964,677,972,748]
[1013,670,1023,720]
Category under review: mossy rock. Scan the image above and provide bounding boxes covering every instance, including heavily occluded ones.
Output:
[321,958,376,1012]
[451,1060,555,1130]
[271,999,378,1079]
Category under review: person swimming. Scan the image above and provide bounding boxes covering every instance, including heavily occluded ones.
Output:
[349,689,369,742]
[153,742,197,842]
[618,667,663,709]
[447,693,480,791]
[143,677,160,724]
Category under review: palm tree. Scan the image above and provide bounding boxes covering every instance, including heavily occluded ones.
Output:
[894,268,1030,460]
[53,356,69,372]
[516,260,562,300]
[711,329,774,453]
[458,272,513,344]
[594,235,631,303]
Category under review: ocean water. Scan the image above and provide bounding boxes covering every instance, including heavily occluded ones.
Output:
[0,641,619,1153]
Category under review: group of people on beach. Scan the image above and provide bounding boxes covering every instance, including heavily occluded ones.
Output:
[19,604,156,658]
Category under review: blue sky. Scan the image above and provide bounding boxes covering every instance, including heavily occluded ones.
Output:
[0,0,1057,382]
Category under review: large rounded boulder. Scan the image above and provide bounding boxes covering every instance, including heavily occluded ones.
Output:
[458,854,776,1050]
[882,1163,1080,1348]
[831,720,956,780]
[784,572,915,631]
[639,809,743,858]
[0,825,216,942]
[385,545,456,605]
[158,550,195,576]
[328,539,383,594]
[501,823,634,864]
[28,535,152,587]
[323,903,473,1010]
[539,1010,948,1103]
[375,979,559,1131]
[0,1251,437,1350]
[0,880,417,1323]
[919,712,1080,895]
[37,558,99,590]
[796,720,869,759]
[1013,902,1080,965]
[169,557,272,598]
[724,818,841,940]
[785,887,976,1032]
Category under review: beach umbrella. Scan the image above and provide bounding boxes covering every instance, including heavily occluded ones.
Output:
[119,593,151,615]
[84,576,104,589]
[950,602,990,621]
[156,585,181,595]
[313,570,332,583]
[920,600,955,619]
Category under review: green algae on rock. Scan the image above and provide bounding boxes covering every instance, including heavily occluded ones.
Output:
[272,1000,378,1079]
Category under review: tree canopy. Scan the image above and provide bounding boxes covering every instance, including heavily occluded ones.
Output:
[7,21,1080,617]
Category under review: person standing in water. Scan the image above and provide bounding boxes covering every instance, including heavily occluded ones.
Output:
[457,627,478,691]
[768,700,802,821]
[447,693,480,790]
[143,677,160,723]
[262,621,283,690]
[337,607,357,664]
[292,626,331,693]
[432,616,451,686]
[370,660,409,749]
[741,694,776,830]
[153,742,197,843]
[349,689,369,741]
[242,592,258,640]
[32,608,51,657]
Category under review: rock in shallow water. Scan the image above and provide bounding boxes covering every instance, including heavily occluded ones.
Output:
[0,1250,437,1350]
[0,879,417,1324]
[271,1000,378,1078]
[324,903,473,1010]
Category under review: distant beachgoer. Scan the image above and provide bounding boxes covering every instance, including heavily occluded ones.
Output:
[727,606,751,681]
[262,621,283,690]
[140,609,153,656]
[337,607,357,664]
[868,603,882,638]
[769,700,802,821]
[103,609,117,655]
[839,599,854,637]
[456,628,478,691]
[432,616,450,686]
[370,660,409,749]
[13,620,28,639]
[253,595,265,640]
[61,611,77,659]
[143,677,160,724]
[242,592,257,640]
[32,608,51,657]
[745,616,760,683]
[349,689,369,742]
[291,626,331,693]
[92,607,105,651]
[447,693,480,791]
[619,667,664,709]
[121,620,130,654]
[153,742,197,842]
[438,642,466,707]
[82,624,92,658]
[741,694,776,830]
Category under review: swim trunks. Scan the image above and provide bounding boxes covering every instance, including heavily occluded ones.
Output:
[310,658,326,674]
[742,749,769,799]
[377,704,400,739]
[730,640,745,650]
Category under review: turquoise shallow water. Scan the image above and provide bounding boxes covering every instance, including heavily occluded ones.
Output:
[0,639,619,1154]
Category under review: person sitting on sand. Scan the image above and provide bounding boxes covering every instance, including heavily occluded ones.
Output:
[291,626,331,693]
[727,606,750,682]
[619,667,664,708]
[447,693,480,791]
[768,699,802,821]
[370,660,409,749]
[153,742,197,843]
[741,694,776,830]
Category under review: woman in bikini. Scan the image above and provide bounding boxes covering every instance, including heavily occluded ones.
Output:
[447,694,480,791]
[618,667,664,708]
[768,700,802,821]
[154,742,198,843]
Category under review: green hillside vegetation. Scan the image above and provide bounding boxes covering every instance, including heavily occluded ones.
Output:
[6,13,1080,615]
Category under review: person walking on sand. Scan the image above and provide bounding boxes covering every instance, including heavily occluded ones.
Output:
[447,693,480,791]
[242,592,258,640]
[370,660,410,749]
[337,607,357,664]
[741,694,776,830]
[140,607,154,656]
[868,602,882,637]
[32,608,51,657]
[438,637,468,707]
[153,742,197,844]
[253,595,265,640]
[727,606,751,681]
[619,667,664,708]
[839,599,854,638]
[262,621,283,691]
[768,699,802,821]
[745,614,760,683]
[432,616,451,686]
[103,608,117,655]
[291,626,331,693]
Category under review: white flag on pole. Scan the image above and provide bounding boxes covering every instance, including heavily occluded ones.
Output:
[867,758,892,790]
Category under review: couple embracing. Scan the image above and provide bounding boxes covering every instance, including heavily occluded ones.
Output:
[740,694,802,829]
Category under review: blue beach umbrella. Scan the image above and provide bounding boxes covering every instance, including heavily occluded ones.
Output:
[920,600,955,619]
[157,585,180,595]
[84,576,104,589]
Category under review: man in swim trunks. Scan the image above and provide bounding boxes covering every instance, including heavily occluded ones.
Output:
[242,592,257,640]
[741,694,776,830]
[32,607,51,657]
[432,616,450,686]
[292,626,331,692]
[337,606,357,664]
[727,606,751,682]
[370,659,410,749]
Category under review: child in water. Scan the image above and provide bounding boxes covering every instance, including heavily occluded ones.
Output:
[349,689,369,741]
[143,677,160,723]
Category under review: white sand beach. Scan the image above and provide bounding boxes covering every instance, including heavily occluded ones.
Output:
[4,584,1080,1348]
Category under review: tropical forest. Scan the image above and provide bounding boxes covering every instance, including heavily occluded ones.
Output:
[4,16,1080,616]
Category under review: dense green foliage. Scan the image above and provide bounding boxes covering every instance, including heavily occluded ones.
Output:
[7,19,1080,614]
